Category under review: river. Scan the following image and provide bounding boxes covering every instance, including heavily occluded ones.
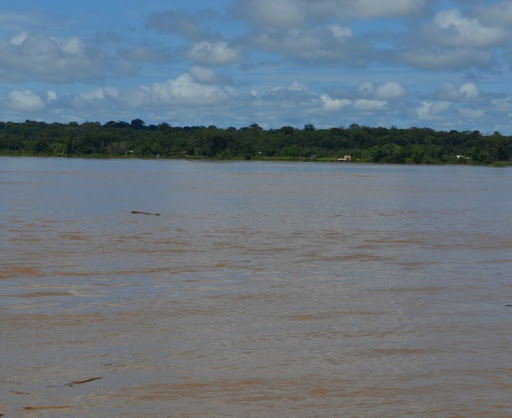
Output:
[1,157,511,416]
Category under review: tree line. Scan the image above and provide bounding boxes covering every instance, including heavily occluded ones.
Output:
[1,120,511,165]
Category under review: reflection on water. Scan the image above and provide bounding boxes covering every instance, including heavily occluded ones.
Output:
[1,157,511,416]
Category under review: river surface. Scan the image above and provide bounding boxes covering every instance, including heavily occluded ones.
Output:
[1,157,511,416]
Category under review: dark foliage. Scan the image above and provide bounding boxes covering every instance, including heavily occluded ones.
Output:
[0,120,510,164]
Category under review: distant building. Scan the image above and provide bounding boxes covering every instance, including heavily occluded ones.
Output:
[337,155,352,162]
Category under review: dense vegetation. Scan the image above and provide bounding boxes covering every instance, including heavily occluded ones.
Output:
[1,120,511,165]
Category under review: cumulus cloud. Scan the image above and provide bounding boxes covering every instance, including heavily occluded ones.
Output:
[63,73,240,123]
[1,73,507,134]
[460,83,479,99]
[70,87,121,109]
[251,25,370,65]
[429,9,507,48]
[386,6,509,71]
[47,91,57,101]
[375,82,407,100]
[184,40,242,65]
[0,10,43,31]
[80,87,120,101]
[354,99,388,111]
[142,74,237,105]
[437,83,461,101]
[357,81,375,97]
[355,81,406,100]
[437,82,479,101]
[321,80,405,113]
[188,66,228,84]
[7,90,46,112]
[416,101,451,120]
[329,25,353,38]
[474,1,512,26]
[261,82,316,103]
[0,32,107,82]
[321,94,352,111]
[2,2,511,133]
[492,96,512,113]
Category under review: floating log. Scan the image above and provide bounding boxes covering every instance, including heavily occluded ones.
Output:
[131,210,160,216]
[10,390,30,395]
[24,406,69,410]
[66,377,102,386]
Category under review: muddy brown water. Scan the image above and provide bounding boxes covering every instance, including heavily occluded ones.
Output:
[1,157,511,416]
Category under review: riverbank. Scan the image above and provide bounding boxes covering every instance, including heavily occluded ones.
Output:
[2,151,511,167]
[2,121,511,165]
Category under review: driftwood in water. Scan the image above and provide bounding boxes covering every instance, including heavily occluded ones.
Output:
[131,210,160,216]
[24,406,69,410]
[43,376,103,388]
[66,377,102,386]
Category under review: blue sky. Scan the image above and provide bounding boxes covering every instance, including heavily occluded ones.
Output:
[1,0,512,133]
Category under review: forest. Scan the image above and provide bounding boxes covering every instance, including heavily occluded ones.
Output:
[1,119,511,165]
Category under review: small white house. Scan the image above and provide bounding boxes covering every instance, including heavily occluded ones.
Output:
[337,155,352,162]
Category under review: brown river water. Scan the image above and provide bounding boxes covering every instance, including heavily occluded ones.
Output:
[1,157,511,416]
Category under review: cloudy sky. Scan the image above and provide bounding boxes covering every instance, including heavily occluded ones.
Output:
[1,0,512,133]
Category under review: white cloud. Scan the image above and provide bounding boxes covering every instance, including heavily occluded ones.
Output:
[491,96,512,113]
[460,83,479,100]
[2,2,511,134]
[357,81,375,96]
[7,90,46,112]
[0,10,43,31]
[356,81,406,100]
[321,94,352,111]
[437,82,479,101]
[70,87,123,110]
[251,26,371,64]
[375,82,407,100]
[438,83,460,101]
[79,88,120,101]
[0,32,107,82]
[47,91,57,101]
[185,41,242,65]
[416,101,451,120]
[69,74,238,112]
[329,25,353,39]
[354,99,388,110]
[262,82,316,104]
[59,37,86,56]
[143,73,237,105]
[475,1,512,26]
[430,9,507,48]
[389,6,509,71]
[10,32,28,46]
[189,66,224,84]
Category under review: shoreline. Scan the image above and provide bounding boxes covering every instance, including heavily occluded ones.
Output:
[1,153,510,167]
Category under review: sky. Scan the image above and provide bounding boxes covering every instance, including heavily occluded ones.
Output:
[1,0,512,133]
